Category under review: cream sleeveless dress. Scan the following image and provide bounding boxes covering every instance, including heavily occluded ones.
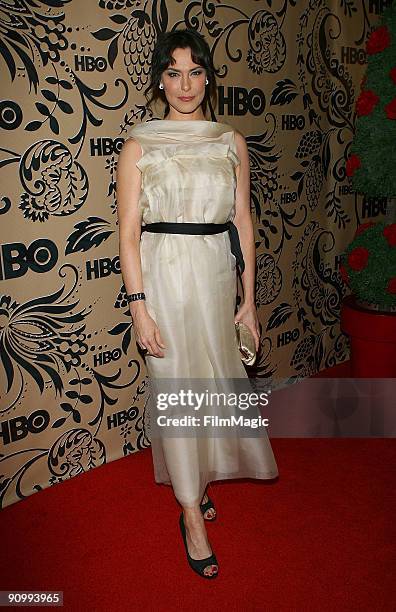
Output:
[126,119,278,506]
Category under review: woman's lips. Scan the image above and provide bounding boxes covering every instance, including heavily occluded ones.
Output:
[178,96,194,101]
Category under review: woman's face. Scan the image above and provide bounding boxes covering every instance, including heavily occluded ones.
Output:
[160,47,207,117]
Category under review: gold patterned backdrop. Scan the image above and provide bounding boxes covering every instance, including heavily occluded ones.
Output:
[0,0,391,509]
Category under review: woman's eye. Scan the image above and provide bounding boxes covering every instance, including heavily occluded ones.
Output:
[167,71,203,77]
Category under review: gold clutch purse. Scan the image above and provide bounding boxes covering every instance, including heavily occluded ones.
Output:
[235,321,256,366]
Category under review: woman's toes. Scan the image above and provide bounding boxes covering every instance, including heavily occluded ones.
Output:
[204,564,218,576]
[204,507,216,519]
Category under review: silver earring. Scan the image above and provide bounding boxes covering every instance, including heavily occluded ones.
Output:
[159,83,164,90]
[205,78,209,85]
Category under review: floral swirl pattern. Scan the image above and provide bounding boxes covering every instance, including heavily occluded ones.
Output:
[247,9,286,74]
[0,287,89,395]
[19,141,89,221]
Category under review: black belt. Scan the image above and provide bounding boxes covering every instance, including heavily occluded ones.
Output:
[141,221,245,274]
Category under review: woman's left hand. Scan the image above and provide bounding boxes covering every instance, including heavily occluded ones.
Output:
[234,302,260,352]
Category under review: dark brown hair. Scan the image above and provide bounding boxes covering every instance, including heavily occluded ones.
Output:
[143,28,218,119]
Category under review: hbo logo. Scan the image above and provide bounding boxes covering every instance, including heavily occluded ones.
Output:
[86,256,121,280]
[282,115,305,130]
[93,348,122,367]
[217,86,265,116]
[90,138,125,156]
[0,239,58,280]
[0,410,49,445]
[74,55,107,72]
[277,328,300,348]
[107,406,139,429]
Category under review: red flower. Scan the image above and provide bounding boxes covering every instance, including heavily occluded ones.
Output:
[348,247,369,271]
[383,223,396,247]
[366,25,391,55]
[355,222,375,237]
[386,278,396,295]
[340,264,350,285]
[356,90,380,116]
[346,154,361,177]
[385,97,396,120]
[390,67,396,85]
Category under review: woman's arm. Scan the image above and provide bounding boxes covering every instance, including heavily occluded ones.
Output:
[232,129,260,351]
[233,130,256,305]
[116,137,165,357]
[117,137,145,298]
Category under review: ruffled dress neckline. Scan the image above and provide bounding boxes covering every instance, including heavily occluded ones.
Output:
[129,118,234,136]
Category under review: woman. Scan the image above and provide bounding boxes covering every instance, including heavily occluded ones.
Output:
[117,29,278,579]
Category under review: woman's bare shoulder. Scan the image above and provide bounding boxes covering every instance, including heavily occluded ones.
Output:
[232,127,247,145]
[232,128,249,163]
[120,135,143,161]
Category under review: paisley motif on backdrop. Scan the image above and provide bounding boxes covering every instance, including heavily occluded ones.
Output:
[19,141,89,222]
[247,9,286,74]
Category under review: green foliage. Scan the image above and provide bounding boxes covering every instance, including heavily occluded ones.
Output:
[351,4,396,197]
[341,222,396,308]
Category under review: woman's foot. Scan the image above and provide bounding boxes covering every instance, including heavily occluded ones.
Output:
[183,508,218,577]
[200,491,216,520]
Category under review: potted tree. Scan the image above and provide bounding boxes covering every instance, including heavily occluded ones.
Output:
[341,5,396,377]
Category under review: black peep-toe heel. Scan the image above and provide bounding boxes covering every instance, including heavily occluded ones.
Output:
[179,512,219,579]
[200,495,217,521]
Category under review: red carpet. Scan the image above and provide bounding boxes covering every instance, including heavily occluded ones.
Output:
[2,435,395,610]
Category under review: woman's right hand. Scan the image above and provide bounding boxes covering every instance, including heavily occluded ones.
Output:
[130,303,166,357]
